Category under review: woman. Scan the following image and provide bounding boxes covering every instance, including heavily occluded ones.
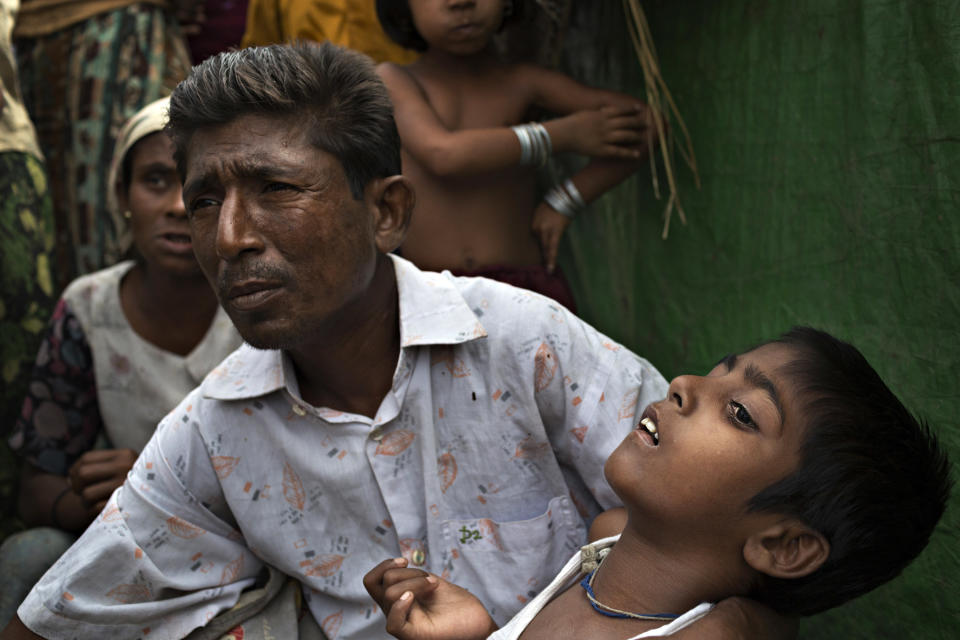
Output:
[0,97,242,626]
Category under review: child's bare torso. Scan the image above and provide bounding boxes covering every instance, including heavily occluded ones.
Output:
[399,60,543,272]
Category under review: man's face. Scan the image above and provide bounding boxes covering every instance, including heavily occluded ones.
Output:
[605,343,806,544]
[182,113,381,350]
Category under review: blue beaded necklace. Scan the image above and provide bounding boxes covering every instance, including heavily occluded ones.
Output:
[579,569,679,622]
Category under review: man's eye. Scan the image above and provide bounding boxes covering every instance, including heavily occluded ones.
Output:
[190,198,218,212]
[264,182,295,193]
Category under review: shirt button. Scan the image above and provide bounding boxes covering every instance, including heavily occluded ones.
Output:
[370,426,384,441]
[411,549,425,566]
[292,404,306,417]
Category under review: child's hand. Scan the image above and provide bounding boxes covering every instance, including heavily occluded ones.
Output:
[532,202,573,274]
[559,105,651,160]
[364,558,498,640]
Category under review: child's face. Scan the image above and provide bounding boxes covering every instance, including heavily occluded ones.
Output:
[408,0,505,55]
[604,342,807,542]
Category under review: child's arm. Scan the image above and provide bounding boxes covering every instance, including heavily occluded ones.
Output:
[521,64,645,116]
[521,65,662,272]
[532,157,645,273]
[364,558,500,640]
[377,63,648,177]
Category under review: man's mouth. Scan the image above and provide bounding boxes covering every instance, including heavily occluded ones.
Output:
[639,417,659,445]
[225,280,282,310]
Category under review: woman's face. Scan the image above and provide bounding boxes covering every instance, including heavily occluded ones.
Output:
[119,132,200,277]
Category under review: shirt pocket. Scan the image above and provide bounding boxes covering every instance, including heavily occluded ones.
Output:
[439,494,586,624]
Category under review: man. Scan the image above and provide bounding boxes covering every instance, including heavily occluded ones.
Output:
[2,43,787,639]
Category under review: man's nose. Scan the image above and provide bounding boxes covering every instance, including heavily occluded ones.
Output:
[215,194,264,260]
[666,374,699,414]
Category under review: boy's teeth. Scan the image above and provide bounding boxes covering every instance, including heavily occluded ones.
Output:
[640,417,657,434]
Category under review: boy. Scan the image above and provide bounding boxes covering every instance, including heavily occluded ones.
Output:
[366,327,952,638]
[376,0,654,310]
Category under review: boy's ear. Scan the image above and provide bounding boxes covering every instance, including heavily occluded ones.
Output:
[743,519,830,579]
[367,175,414,254]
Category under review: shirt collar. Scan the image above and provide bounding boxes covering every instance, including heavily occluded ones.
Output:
[202,254,487,401]
[391,253,488,348]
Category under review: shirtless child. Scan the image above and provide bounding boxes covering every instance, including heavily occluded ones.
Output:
[366,327,951,639]
[376,0,654,309]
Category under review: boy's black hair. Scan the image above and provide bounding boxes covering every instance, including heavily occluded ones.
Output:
[166,42,400,200]
[376,0,523,52]
[746,327,952,615]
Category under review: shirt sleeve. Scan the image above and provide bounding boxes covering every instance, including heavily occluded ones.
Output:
[17,389,263,640]
[534,305,669,514]
[7,297,103,475]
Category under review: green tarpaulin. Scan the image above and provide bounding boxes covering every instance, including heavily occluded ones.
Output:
[561,1,959,637]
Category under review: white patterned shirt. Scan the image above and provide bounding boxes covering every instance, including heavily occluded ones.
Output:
[19,255,668,640]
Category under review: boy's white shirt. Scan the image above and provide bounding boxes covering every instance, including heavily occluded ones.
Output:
[488,535,714,639]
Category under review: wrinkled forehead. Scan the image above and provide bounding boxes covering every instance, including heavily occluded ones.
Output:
[184,116,341,189]
[179,111,319,178]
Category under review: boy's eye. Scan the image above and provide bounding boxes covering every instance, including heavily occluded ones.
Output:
[729,401,756,430]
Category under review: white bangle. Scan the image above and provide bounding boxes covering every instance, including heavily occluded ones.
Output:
[563,178,586,209]
[529,122,552,166]
[513,124,532,165]
[511,122,553,167]
[544,182,581,218]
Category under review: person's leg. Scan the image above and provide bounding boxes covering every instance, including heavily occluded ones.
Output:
[0,527,76,627]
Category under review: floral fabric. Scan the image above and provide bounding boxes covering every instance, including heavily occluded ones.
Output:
[8,297,100,475]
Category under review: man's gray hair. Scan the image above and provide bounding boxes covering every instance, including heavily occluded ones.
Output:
[166,42,401,199]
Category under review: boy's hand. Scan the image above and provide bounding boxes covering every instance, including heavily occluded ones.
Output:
[531,202,572,274]
[364,558,498,640]
[559,105,650,160]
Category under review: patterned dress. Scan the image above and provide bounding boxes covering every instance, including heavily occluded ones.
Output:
[0,0,56,542]
[15,1,192,284]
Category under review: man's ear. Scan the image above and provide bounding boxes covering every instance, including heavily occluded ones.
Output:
[367,175,414,254]
[743,519,830,579]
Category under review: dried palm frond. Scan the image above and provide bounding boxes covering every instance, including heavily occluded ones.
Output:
[623,0,699,238]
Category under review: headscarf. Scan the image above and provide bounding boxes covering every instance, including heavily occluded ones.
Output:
[106,97,172,256]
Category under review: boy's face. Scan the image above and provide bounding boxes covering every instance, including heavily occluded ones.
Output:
[605,342,807,543]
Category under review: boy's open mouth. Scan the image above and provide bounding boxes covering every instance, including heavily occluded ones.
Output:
[639,416,659,446]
